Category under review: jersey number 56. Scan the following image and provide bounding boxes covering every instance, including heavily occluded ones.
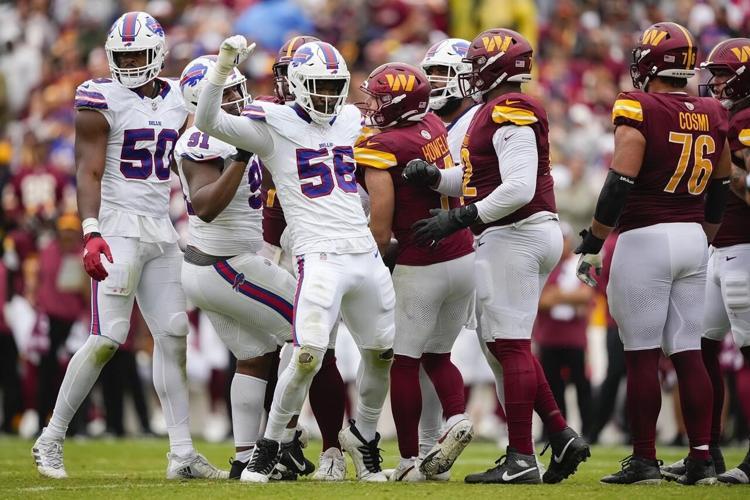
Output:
[296,147,357,198]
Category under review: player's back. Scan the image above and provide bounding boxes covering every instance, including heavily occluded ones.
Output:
[243,101,374,255]
[356,112,473,265]
[612,90,729,232]
[75,77,187,219]
[175,126,263,255]
[712,105,750,248]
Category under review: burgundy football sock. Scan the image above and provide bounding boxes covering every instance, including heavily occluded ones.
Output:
[263,346,282,413]
[624,349,661,461]
[532,356,567,435]
[701,338,724,447]
[487,340,536,455]
[671,350,712,460]
[309,349,345,450]
[390,354,422,458]
[422,352,466,419]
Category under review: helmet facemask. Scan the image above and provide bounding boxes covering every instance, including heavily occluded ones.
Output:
[291,75,350,124]
[423,64,465,110]
[107,46,164,89]
[221,79,250,116]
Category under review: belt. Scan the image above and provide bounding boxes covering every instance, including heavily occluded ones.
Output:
[184,245,236,266]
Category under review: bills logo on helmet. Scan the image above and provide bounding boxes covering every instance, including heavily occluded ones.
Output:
[291,46,314,66]
[145,16,165,37]
[385,74,416,92]
[482,35,512,53]
[452,40,469,56]
[180,63,208,89]
[641,29,668,46]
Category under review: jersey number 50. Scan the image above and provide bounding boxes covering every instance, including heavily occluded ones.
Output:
[120,128,179,180]
[296,147,357,198]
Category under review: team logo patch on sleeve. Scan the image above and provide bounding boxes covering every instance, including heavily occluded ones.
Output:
[739,128,750,147]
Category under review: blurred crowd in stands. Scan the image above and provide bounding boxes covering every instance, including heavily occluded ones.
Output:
[0,0,748,446]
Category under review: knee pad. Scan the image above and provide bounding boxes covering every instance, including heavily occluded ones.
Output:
[85,334,119,366]
[724,272,750,313]
[361,347,394,369]
[105,318,131,344]
[294,346,324,376]
[167,311,189,337]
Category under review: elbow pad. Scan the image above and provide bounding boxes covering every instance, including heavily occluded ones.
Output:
[704,177,731,224]
[594,170,635,227]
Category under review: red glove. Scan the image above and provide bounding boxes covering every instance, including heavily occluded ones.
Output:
[83,232,113,281]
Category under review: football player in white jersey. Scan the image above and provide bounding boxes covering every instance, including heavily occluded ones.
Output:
[177,55,319,480]
[195,36,395,482]
[32,12,225,480]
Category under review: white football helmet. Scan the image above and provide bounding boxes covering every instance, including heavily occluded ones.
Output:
[287,42,350,124]
[105,11,167,88]
[180,55,249,114]
[420,38,471,110]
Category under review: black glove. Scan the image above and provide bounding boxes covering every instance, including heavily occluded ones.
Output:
[403,159,441,187]
[574,228,605,255]
[412,204,478,246]
[231,148,253,163]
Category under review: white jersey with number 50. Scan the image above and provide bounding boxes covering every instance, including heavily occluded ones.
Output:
[195,87,374,256]
[175,126,263,256]
[74,77,187,241]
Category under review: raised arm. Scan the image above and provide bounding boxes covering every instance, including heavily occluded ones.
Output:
[194,36,273,156]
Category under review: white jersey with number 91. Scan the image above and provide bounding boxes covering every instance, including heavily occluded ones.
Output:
[175,125,263,256]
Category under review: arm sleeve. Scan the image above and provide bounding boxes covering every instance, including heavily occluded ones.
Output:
[435,166,465,197]
[475,125,537,223]
[194,80,273,157]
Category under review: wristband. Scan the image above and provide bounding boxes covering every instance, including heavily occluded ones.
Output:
[82,217,100,236]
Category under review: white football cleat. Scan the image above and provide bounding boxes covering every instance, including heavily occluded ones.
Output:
[339,421,387,482]
[312,447,347,481]
[419,417,473,477]
[166,452,229,479]
[389,457,426,482]
[32,430,67,479]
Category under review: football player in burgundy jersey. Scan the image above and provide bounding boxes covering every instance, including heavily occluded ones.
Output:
[405,28,589,484]
[575,22,732,485]
[256,35,350,482]
[356,63,475,481]
[662,37,750,485]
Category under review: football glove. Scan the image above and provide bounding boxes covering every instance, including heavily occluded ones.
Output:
[209,35,256,85]
[412,204,478,247]
[403,159,441,187]
[232,148,253,163]
[83,232,113,281]
[574,228,605,287]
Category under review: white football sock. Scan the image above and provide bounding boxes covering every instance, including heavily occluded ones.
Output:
[354,348,393,442]
[418,366,443,456]
[152,335,194,457]
[44,335,118,441]
[265,346,324,442]
[230,372,267,449]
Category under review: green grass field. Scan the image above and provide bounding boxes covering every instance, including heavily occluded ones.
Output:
[1,437,747,499]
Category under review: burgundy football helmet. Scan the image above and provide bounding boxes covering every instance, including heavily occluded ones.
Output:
[358,62,430,128]
[630,22,697,90]
[701,38,750,108]
[273,35,320,102]
[458,28,533,98]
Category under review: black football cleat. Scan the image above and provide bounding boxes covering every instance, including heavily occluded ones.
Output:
[662,446,725,481]
[239,438,280,483]
[229,457,248,479]
[464,447,542,484]
[541,427,590,483]
[278,429,315,476]
[676,456,716,485]
[601,455,663,485]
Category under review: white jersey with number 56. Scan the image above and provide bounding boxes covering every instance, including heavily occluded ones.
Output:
[195,88,374,256]
[175,126,264,256]
[74,77,187,241]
